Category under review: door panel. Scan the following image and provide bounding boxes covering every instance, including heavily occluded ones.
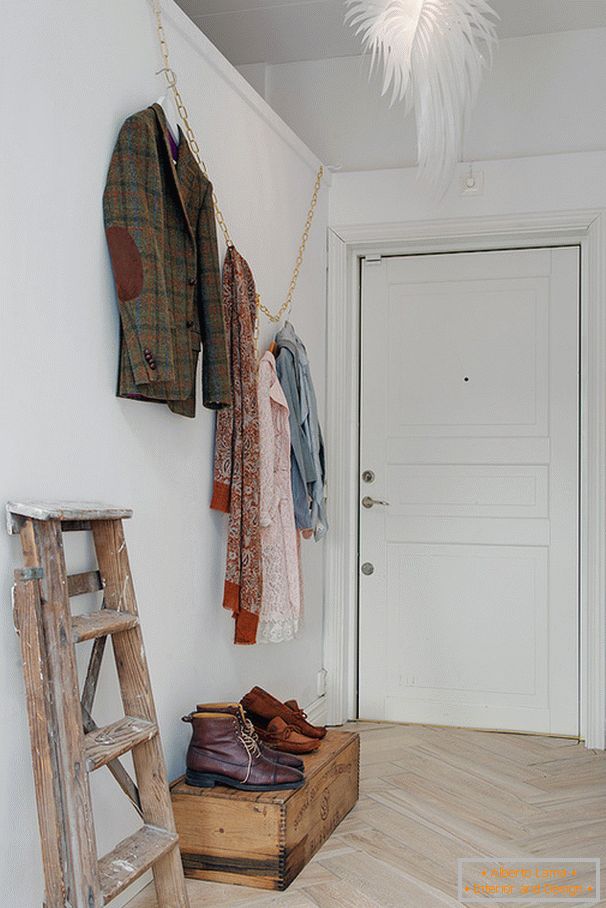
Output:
[359,248,579,735]
[390,465,548,517]
[387,279,549,435]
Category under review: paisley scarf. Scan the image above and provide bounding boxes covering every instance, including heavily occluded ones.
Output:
[211,247,262,644]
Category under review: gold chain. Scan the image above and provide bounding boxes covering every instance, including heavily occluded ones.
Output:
[152,0,232,248]
[151,0,323,324]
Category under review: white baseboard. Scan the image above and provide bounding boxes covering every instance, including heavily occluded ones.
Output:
[304,694,328,727]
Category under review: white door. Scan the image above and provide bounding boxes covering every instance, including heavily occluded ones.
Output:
[359,248,579,735]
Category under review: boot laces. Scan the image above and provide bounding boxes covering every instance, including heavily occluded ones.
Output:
[237,728,262,783]
[242,715,262,744]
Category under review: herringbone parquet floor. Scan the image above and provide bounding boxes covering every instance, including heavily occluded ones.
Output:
[128,722,606,907]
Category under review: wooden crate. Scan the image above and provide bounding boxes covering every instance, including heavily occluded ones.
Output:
[171,729,359,890]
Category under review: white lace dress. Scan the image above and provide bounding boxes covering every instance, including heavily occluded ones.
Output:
[257,351,302,643]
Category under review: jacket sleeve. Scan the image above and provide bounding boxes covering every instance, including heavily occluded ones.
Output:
[103,115,176,386]
[197,181,232,409]
[276,351,313,531]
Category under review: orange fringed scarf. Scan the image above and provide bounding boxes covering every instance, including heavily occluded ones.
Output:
[211,247,262,644]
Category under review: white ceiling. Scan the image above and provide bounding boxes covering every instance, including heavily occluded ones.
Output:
[175,0,606,65]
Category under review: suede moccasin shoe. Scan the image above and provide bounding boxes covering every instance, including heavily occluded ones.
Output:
[255,716,320,755]
[241,686,326,740]
[284,699,327,739]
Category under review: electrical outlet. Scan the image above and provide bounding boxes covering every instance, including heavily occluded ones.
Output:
[317,668,328,697]
[460,168,484,196]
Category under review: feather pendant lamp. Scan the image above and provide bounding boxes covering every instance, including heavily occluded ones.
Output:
[345,0,498,190]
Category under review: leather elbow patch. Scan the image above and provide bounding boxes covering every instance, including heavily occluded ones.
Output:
[106,226,144,302]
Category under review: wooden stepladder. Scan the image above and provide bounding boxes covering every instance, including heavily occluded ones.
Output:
[8,501,189,908]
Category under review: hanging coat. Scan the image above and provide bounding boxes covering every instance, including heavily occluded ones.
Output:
[257,352,302,643]
[211,248,262,644]
[103,104,231,416]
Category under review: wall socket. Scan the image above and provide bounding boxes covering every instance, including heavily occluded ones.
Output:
[317,668,328,698]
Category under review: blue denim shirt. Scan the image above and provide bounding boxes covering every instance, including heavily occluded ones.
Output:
[275,322,328,540]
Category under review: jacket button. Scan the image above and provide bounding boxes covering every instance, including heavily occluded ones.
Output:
[186,320,194,329]
[188,277,196,286]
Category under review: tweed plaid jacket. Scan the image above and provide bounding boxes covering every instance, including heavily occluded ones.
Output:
[103,104,231,416]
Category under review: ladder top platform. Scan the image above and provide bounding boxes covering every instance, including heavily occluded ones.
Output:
[6,500,133,532]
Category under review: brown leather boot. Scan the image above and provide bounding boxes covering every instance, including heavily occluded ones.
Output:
[182,712,304,791]
[255,717,320,754]
[241,686,327,740]
[195,702,304,771]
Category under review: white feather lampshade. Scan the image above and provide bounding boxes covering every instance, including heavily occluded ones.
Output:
[345,0,499,190]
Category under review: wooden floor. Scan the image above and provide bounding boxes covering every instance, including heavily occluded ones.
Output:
[127,722,606,906]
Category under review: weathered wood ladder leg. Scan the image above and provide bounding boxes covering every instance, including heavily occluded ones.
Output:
[13,566,70,907]
[8,502,189,908]
[19,515,103,907]
[92,517,189,907]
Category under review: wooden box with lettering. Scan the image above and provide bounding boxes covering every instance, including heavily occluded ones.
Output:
[170,730,359,890]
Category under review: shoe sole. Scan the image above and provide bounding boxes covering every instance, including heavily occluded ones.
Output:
[256,732,321,755]
[185,770,305,791]
[261,739,321,754]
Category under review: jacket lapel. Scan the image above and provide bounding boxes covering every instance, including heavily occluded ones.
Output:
[175,132,200,215]
[151,103,195,240]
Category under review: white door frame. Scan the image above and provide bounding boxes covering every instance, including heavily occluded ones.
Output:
[323,210,606,749]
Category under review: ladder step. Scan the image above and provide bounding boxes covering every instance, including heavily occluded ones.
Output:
[71,609,139,643]
[98,824,179,902]
[67,570,103,597]
[84,716,158,771]
[7,499,133,522]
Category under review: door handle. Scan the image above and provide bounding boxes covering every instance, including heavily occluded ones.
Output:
[362,496,390,509]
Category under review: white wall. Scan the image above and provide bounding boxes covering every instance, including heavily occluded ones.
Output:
[330,151,606,226]
[0,2,327,905]
[246,27,606,172]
